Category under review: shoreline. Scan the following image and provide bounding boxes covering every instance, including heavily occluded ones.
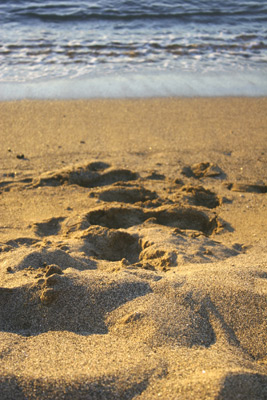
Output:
[1,70,267,100]
[0,96,266,399]
[1,94,267,102]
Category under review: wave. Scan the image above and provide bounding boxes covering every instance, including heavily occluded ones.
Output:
[4,40,267,54]
[0,1,266,86]
[3,14,265,27]
[3,2,267,24]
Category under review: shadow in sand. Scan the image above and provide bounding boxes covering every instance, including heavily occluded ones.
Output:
[0,277,152,336]
[217,372,267,400]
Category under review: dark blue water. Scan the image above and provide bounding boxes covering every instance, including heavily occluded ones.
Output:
[0,1,266,98]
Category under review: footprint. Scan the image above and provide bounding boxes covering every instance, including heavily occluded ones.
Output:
[90,183,158,204]
[146,171,165,180]
[32,161,138,188]
[1,237,38,254]
[139,247,177,271]
[182,162,224,179]
[225,182,267,193]
[137,225,240,270]
[0,177,32,192]
[178,185,221,209]
[86,205,145,229]
[93,168,139,187]
[79,226,140,263]
[5,237,39,247]
[86,205,218,235]
[31,217,65,237]
[64,220,238,269]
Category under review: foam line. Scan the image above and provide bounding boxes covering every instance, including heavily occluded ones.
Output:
[1,71,266,100]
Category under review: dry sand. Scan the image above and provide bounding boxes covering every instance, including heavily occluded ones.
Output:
[0,97,266,399]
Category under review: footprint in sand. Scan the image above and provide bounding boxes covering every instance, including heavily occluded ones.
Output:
[182,162,224,179]
[32,161,139,188]
[170,184,222,209]
[85,204,218,234]
[89,182,158,204]
[78,226,140,263]
[31,217,65,237]
[2,160,240,278]
[225,182,267,193]
[22,158,239,272]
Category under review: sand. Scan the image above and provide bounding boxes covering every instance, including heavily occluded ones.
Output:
[0,97,266,399]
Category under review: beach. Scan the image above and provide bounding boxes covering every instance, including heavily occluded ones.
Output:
[0,97,266,399]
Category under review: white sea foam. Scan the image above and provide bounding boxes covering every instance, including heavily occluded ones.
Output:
[0,71,266,100]
[1,1,266,99]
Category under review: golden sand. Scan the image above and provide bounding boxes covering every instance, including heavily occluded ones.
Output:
[0,98,266,399]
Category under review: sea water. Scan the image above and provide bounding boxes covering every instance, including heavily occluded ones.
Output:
[0,0,266,99]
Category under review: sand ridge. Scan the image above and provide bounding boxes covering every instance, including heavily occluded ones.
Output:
[0,98,266,399]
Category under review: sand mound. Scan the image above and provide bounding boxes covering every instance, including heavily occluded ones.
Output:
[0,269,152,335]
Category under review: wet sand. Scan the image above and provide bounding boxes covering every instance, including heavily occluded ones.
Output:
[0,98,266,399]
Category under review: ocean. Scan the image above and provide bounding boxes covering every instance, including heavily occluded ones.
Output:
[0,0,266,99]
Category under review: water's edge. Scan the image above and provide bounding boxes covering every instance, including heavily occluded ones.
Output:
[1,71,266,100]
